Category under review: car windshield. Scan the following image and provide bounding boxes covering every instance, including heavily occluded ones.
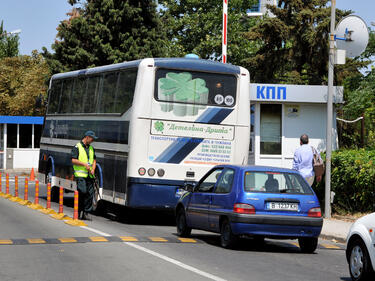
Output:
[244,171,313,194]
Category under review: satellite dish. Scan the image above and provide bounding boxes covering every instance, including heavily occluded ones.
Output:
[335,15,369,58]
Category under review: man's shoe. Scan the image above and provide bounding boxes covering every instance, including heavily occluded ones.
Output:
[81,212,92,221]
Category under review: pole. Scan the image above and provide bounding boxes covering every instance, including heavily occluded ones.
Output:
[34,180,39,205]
[15,176,18,197]
[73,191,79,220]
[46,183,51,209]
[361,113,365,147]
[325,0,336,218]
[0,172,2,193]
[222,0,228,63]
[6,173,9,194]
[59,187,63,214]
[24,178,28,201]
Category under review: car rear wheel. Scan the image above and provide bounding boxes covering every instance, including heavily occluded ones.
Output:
[298,237,318,253]
[220,219,237,249]
[176,209,191,237]
[348,238,374,281]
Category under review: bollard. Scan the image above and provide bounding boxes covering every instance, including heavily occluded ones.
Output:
[15,176,19,197]
[58,186,63,214]
[6,173,9,194]
[46,183,51,209]
[24,178,28,201]
[34,180,39,204]
[73,191,79,220]
[0,172,2,193]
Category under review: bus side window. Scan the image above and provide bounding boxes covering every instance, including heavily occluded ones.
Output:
[115,69,137,114]
[48,80,62,114]
[59,79,73,113]
[71,77,86,113]
[99,72,118,113]
[84,76,100,113]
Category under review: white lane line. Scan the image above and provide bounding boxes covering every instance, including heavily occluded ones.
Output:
[80,225,227,281]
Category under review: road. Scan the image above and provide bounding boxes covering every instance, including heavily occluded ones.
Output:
[0,176,351,281]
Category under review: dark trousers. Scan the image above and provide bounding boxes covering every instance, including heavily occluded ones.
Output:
[76,177,94,213]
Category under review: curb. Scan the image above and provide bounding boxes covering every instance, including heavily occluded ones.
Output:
[319,233,346,244]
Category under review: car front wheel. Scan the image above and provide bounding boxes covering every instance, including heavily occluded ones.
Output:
[298,237,318,253]
[176,208,191,237]
[348,238,374,281]
[220,219,237,249]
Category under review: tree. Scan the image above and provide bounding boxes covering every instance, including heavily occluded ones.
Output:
[0,21,19,59]
[160,0,259,65]
[243,0,366,84]
[0,51,50,116]
[43,0,168,73]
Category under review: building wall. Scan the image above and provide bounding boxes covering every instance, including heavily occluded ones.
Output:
[249,102,338,169]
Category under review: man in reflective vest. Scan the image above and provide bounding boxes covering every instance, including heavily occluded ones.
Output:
[71,130,98,220]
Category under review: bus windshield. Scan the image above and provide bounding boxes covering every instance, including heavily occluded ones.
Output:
[155,69,237,107]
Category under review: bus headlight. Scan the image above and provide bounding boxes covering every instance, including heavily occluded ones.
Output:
[157,169,165,177]
[148,168,155,176]
[138,167,146,176]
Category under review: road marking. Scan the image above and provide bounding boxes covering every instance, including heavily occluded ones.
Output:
[149,237,168,242]
[178,238,197,243]
[59,238,77,243]
[120,236,138,242]
[89,236,108,242]
[124,242,227,281]
[27,238,46,244]
[79,225,226,281]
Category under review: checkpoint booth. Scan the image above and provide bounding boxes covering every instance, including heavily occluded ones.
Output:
[0,116,44,170]
[248,84,343,169]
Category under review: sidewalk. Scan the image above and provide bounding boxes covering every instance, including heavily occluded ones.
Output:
[320,218,353,243]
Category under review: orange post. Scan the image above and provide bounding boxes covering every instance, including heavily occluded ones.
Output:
[58,187,63,214]
[6,173,9,194]
[46,183,51,209]
[29,168,35,181]
[34,180,39,204]
[24,178,28,201]
[73,191,79,220]
[15,176,18,197]
[0,172,2,193]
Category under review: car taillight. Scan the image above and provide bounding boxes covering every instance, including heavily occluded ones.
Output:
[233,203,255,214]
[308,207,322,217]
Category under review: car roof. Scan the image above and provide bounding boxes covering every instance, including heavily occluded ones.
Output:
[214,165,300,174]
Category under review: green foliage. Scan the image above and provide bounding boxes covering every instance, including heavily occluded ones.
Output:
[243,0,363,84]
[314,149,375,214]
[43,0,168,73]
[160,0,259,65]
[0,51,50,116]
[0,21,19,59]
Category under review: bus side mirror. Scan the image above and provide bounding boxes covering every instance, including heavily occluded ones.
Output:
[35,93,47,109]
[184,183,195,193]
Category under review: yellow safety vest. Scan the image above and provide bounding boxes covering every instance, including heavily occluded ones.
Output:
[73,142,94,178]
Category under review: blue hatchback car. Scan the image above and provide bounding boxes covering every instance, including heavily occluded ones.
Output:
[176,165,323,252]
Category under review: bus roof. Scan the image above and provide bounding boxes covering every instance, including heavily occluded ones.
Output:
[51,58,241,80]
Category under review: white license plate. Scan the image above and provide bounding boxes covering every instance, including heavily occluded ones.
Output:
[268,202,298,211]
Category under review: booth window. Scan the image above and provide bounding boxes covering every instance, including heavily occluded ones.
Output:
[34,125,43,148]
[7,124,17,148]
[260,104,282,154]
[19,124,32,148]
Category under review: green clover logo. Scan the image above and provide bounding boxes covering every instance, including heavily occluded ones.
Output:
[159,72,208,102]
[154,121,164,132]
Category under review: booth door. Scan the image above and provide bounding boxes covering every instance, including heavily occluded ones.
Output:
[0,124,3,169]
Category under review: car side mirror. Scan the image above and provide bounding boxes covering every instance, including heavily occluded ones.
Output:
[184,183,195,193]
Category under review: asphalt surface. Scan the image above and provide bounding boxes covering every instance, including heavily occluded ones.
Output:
[0,177,352,281]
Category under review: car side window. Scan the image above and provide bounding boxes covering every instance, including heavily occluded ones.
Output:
[196,169,223,193]
[215,169,234,194]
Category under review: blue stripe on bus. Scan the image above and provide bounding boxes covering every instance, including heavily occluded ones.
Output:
[154,108,233,164]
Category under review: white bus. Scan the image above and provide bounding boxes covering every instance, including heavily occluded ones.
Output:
[38,57,250,209]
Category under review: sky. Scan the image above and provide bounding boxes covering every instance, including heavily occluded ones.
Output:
[0,0,374,56]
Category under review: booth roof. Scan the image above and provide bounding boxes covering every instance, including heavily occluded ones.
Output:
[0,116,44,125]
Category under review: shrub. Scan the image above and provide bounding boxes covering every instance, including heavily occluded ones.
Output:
[314,149,375,214]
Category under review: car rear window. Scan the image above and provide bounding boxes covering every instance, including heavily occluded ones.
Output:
[244,171,313,194]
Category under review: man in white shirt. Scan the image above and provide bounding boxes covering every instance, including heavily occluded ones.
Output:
[292,134,321,186]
